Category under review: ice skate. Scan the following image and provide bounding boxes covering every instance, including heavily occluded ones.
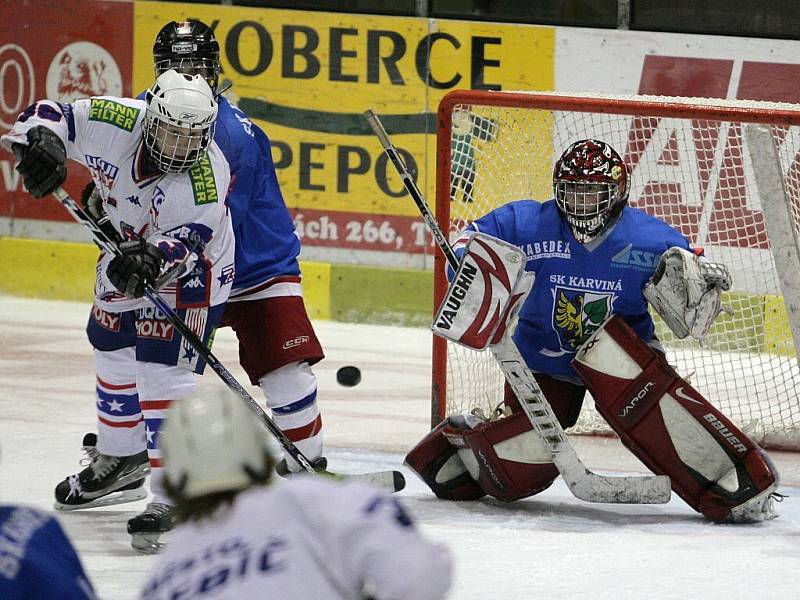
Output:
[54,433,150,511]
[127,502,175,554]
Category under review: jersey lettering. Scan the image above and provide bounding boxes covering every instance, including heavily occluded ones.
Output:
[88,99,140,132]
[189,155,219,205]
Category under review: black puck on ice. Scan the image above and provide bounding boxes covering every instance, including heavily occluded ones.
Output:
[336,366,361,387]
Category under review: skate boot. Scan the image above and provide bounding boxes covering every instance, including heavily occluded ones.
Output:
[127,502,175,554]
[54,433,150,511]
[275,456,328,477]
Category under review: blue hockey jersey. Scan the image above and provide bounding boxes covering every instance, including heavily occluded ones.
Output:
[462,199,691,381]
[0,505,96,600]
[213,96,301,292]
[136,91,301,292]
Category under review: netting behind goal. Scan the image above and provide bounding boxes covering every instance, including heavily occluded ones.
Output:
[432,90,800,450]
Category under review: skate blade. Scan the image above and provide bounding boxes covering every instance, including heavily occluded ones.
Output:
[131,531,168,555]
[54,486,148,511]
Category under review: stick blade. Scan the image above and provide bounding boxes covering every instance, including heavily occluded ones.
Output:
[557,452,672,504]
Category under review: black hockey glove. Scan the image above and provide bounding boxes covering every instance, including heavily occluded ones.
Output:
[80,180,121,245]
[11,126,67,198]
[107,240,165,299]
[81,181,102,220]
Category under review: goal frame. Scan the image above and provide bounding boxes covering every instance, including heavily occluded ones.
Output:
[431,89,800,431]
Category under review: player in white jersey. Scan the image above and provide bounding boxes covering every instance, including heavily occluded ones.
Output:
[140,390,452,600]
[70,22,327,513]
[1,70,235,551]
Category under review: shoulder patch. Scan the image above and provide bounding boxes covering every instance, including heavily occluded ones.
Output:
[188,155,218,205]
[88,99,140,132]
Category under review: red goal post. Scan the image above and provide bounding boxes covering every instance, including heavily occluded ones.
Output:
[432,90,800,450]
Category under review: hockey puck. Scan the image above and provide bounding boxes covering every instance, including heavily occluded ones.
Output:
[336,366,361,387]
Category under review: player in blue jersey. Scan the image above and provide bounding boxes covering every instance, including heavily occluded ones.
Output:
[54,20,326,527]
[0,504,96,599]
[1,444,95,599]
[407,139,778,522]
[150,21,326,476]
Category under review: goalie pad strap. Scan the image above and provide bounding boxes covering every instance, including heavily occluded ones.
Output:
[572,316,777,522]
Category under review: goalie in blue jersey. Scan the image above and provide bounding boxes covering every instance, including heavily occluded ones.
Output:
[407,139,780,523]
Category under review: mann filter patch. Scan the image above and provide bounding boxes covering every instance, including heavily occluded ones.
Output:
[88,99,140,132]
[189,155,218,205]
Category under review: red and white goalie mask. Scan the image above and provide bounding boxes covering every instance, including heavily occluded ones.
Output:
[553,139,630,243]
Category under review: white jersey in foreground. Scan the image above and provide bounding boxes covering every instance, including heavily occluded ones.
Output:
[140,477,452,600]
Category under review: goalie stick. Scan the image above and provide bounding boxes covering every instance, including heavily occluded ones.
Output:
[364,109,670,504]
[50,186,405,493]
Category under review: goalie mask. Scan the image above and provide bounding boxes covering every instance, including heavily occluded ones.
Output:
[153,20,221,92]
[553,139,630,243]
[143,70,217,174]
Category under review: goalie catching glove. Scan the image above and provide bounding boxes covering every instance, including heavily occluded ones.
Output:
[107,240,165,299]
[643,246,731,342]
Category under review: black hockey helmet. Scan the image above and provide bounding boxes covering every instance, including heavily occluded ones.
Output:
[152,20,221,92]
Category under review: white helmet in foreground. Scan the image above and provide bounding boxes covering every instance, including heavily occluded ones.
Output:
[161,391,274,499]
[143,69,217,173]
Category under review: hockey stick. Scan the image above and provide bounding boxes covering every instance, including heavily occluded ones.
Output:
[365,109,671,503]
[52,187,316,473]
[51,186,405,492]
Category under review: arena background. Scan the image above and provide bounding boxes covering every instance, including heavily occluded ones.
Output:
[1,0,798,327]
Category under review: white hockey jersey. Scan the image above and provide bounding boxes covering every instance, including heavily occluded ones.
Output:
[140,477,452,600]
[0,97,234,313]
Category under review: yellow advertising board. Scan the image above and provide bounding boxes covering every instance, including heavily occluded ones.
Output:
[134,4,554,257]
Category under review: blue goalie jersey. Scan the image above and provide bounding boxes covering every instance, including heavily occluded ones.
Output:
[0,505,96,600]
[462,199,691,381]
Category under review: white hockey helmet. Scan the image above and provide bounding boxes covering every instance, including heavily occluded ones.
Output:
[161,391,274,499]
[143,69,217,174]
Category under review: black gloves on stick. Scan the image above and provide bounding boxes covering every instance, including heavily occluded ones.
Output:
[107,240,165,299]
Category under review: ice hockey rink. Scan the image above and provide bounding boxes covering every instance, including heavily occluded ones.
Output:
[1,295,799,599]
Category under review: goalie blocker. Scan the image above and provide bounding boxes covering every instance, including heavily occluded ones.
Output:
[573,315,778,522]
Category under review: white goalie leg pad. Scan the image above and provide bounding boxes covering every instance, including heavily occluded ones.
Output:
[432,232,532,351]
[642,246,728,342]
[572,316,778,522]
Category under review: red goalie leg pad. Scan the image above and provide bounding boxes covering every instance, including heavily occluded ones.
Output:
[460,412,558,502]
[572,316,777,521]
[404,417,486,501]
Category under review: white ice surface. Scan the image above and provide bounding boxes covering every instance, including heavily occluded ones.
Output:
[1,296,799,600]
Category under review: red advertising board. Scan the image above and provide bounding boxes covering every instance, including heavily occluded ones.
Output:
[0,0,133,222]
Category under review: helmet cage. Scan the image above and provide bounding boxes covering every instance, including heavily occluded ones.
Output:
[554,181,618,242]
[553,139,629,243]
[143,71,217,174]
[143,118,215,174]
[154,57,220,92]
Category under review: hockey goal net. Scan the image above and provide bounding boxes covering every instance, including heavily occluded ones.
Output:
[432,90,800,450]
